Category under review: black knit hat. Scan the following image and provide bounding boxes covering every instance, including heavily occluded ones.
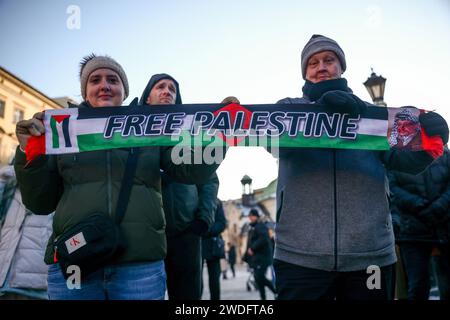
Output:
[301,34,346,79]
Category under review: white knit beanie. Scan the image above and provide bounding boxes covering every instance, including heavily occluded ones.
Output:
[79,54,129,100]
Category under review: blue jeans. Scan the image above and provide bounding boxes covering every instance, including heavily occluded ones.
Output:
[47,261,166,300]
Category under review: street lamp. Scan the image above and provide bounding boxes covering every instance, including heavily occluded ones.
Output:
[363,68,387,106]
[240,174,254,207]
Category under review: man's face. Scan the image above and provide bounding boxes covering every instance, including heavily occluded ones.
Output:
[248,215,258,223]
[397,119,419,136]
[305,51,343,83]
[146,79,177,105]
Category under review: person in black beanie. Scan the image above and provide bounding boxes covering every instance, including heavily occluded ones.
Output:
[272,34,449,300]
[245,209,276,300]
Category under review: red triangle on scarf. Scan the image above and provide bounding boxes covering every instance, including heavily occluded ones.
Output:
[25,135,45,163]
[420,128,443,159]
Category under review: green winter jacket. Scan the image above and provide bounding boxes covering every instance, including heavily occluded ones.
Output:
[14,144,219,265]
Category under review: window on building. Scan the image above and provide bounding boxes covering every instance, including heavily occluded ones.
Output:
[13,108,24,124]
[0,99,5,118]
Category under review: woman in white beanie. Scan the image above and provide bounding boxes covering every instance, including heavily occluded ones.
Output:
[13,54,219,300]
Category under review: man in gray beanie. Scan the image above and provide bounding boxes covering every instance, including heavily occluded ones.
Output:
[301,34,346,80]
[272,34,449,300]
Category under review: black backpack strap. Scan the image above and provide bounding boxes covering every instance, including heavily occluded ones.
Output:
[114,147,140,224]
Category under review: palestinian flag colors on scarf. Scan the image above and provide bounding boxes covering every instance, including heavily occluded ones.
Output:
[25,103,443,162]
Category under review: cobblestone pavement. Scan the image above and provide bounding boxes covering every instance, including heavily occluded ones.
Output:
[171,262,441,301]
[201,263,275,300]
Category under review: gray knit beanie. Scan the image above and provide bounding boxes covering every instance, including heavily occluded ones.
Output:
[79,54,129,100]
[301,34,346,79]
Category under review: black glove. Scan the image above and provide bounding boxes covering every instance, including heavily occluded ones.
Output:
[419,111,449,145]
[317,90,368,116]
[189,219,209,236]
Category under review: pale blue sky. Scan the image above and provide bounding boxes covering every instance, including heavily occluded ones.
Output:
[1,0,449,199]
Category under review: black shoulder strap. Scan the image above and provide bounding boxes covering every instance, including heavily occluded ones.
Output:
[115,147,140,224]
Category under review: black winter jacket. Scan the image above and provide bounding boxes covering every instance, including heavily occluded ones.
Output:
[245,221,273,268]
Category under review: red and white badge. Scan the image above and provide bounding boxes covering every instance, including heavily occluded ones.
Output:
[65,232,87,254]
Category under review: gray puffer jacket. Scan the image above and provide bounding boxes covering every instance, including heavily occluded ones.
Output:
[274,95,435,272]
[0,188,52,299]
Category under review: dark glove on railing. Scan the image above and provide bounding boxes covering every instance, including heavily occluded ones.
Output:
[419,111,449,145]
[189,219,209,236]
[317,91,368,117]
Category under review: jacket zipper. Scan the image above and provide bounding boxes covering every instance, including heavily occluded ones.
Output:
[107,150,112,217]
[333,149,338,271]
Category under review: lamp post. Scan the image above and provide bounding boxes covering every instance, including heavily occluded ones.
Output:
[240,174,254,207]
[363,68,387,106]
